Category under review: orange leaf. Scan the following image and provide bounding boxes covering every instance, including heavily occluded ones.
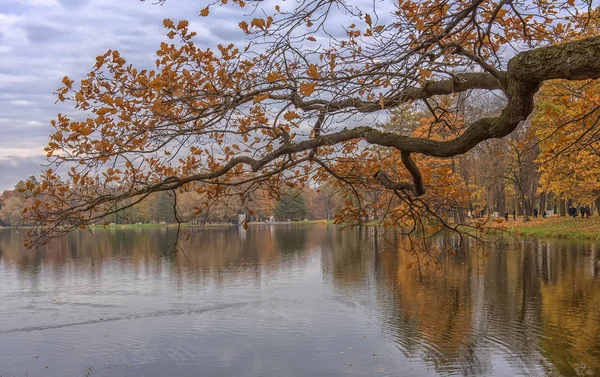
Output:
[299,82,317,96]
[253,92,270,103]
[419,68,432,78]
[283,111,299,121]
[251,18,266,30]
[163,18,174,28]
[266,72,284,83]
[200,7,210,17]
[177,20,188,30]
[306,64,319,79]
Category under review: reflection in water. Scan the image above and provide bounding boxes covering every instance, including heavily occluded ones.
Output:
[0,226,599,377]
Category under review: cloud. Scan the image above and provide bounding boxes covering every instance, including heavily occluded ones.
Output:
[24,24,66,43]
[0,0,251,190]
[0,155,47,191]
[0,0,392,193]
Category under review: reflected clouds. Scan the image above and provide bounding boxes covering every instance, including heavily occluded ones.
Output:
[1,226,598,376]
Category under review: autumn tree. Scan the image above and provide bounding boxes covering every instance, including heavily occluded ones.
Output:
[1,177,38,227]
[530,11,600,215]
[1,197,27,227]
[24,0,600,248]
[533,80,600,214]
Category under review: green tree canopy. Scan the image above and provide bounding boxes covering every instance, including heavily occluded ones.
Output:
[274,191,307,221]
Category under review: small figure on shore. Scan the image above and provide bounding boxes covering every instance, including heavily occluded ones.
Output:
[569,205,577,218]
[504,211,509,221]
[512,209,516,221]
[586,206,591,219]
[542,210,547,218]
[533,208,538,218]
[580,206,586,219]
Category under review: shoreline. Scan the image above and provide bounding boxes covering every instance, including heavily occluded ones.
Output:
[3,217,599,240]
[500,216,600,240]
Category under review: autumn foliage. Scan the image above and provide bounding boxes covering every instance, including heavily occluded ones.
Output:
[22,0,600,248]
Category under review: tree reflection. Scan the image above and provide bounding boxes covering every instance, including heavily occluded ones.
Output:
[322,230,600,376]
[1,227,598,376]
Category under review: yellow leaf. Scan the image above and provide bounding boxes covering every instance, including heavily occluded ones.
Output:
[299,82,317,96]
[200,7,210,17]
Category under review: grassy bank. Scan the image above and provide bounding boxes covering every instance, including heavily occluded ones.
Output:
[290,219,333,225]
[289,217,600,240]
[503,216,600,240]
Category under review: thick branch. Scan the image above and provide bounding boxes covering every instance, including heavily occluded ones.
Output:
[282,72,504,113]
[35,36,600,234]
[509,36,600,82]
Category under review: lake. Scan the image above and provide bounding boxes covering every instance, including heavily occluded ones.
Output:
[0,225,599,377]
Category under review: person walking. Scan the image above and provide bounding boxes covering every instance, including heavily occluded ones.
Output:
[512,209,516,221]
[586,206,591,219]
[533,208,538,218]
[580,206,586,219]
[504,211,509,221]
[569,205,577,218]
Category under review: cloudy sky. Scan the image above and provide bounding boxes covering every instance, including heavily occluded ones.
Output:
[0,0,253,191]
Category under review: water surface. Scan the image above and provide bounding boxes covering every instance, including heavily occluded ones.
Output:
[0,226,599,376]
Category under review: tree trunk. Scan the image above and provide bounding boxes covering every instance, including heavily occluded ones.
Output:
[539,192,546,214]
[494,185,506,215]
[559,199,566,216]
[595,197,600,216]
[515,178,530,222]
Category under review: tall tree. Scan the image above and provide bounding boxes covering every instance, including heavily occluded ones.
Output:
[24,1,600,247]
[533,80,600,213]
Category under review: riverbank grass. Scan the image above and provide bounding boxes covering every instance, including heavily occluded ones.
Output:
[504,216,600,240]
